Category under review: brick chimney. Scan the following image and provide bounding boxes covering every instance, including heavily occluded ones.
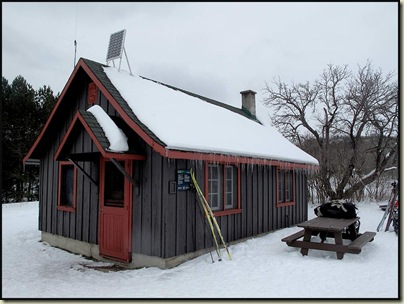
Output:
[240,90,257,116]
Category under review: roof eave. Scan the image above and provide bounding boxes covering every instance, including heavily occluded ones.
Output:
[163,148,319,170]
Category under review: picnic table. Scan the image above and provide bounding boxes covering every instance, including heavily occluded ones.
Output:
[282,216,376,259]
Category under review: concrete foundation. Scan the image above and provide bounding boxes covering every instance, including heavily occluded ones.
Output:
[41,232,213,269]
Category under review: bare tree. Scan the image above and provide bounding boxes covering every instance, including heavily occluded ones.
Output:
[263,61,398,201]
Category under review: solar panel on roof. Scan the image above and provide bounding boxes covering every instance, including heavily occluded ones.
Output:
[106,29,126,61]
[105,29,133,75]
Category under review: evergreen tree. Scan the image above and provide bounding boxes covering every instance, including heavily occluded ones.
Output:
[2,76,57,202]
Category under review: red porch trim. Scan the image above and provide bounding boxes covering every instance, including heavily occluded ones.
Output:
[104,152,146,161]
[99,156,106,212]
[126,159,133,260]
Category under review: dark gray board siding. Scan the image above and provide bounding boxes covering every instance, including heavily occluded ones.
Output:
[131,148,308,259]
[131,151,209,259]
[39,121,101,244]
[38,75,106,244]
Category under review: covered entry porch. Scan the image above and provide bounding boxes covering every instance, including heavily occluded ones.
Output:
[54,109,145,262]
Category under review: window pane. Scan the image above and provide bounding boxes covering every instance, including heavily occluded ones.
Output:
[286,171,293,202]
[225,166,233,208]
[226,191,233,207]
[212,182,219,194]
[61,165,74,207]
[210,165,218,179]
[105,161,124,207]
[208,164,221,211]
[278,170,284,203]
[226,166,232,179]
[210,194,219,209]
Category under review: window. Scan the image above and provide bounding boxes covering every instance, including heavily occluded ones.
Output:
[58,162,77,211]
[225,166,234,208]
[104,161,125,208]
[277,168,295,206]
[206,163,240,215]
[208,164,221,210]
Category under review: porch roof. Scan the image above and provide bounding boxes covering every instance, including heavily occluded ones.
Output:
[54,110,145,162]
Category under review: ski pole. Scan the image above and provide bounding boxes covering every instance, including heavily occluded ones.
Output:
[191,169,232,261]
[190,169,222,261]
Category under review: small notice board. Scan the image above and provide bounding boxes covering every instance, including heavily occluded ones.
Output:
[177,169,191,191]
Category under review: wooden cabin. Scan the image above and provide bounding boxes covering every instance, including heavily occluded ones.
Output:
[24,58,319,269]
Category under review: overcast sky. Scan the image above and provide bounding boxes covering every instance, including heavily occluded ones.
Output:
[2,2,398,108]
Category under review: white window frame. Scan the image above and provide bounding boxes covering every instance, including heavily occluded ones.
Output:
[225,165,234,209]
[208,164,222,211]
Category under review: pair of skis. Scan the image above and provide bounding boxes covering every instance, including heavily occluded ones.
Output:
[190,168,232,261]
[377,182,398,232]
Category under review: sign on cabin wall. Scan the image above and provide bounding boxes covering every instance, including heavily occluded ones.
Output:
[177,169,191,191]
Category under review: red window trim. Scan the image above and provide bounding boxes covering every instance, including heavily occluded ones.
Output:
[276,167,296,207]
[57,161,77,212]
[214,209,242,217]
[204,162,242,216]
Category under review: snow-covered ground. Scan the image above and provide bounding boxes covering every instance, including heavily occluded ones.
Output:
[2,200,399,299]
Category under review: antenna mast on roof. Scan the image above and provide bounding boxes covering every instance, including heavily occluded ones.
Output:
[106,29,133,75]
[73,2,78,68]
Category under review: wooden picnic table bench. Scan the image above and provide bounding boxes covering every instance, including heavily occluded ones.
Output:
[282,217,376,259]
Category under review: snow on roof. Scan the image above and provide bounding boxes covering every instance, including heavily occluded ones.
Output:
[103,67,319,165]
[87,105,129,152]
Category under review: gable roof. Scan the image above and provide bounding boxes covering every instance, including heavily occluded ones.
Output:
[24,57,319,169]
[54,110,111,161]
[138,75,261,123]
[54,110,145,162]
[80,110,111,151]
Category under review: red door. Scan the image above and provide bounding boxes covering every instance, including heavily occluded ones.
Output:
[99,158,132,262]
